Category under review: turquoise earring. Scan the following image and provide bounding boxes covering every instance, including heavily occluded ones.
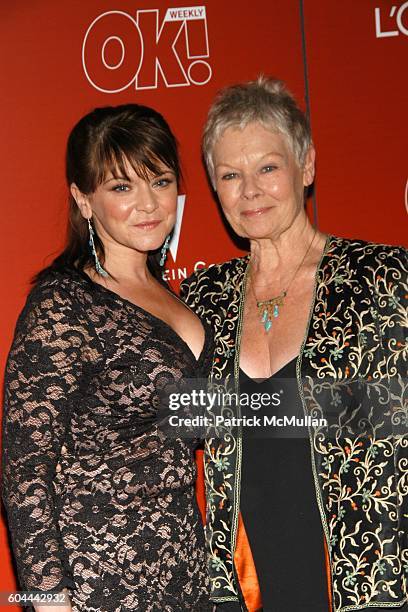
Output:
[88,219,108,277]
[160,235,171,266]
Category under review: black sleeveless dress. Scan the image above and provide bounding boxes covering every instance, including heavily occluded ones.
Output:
[238,357,328,612]
[218,357,408,612]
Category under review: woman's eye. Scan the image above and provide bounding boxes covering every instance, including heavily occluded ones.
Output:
[221,172,237,181]
[112,183,129,192]
[153,177,173,188]
[261,165,277,173]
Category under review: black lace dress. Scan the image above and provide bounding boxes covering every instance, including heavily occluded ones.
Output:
[2,266,212,612]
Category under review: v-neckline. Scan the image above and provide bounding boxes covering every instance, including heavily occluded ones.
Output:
[240,355,298,384]
[237,234,334,384]
[70,266,209,365]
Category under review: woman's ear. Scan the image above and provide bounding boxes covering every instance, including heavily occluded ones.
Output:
[70,183,92,219]
[302,145,316,187]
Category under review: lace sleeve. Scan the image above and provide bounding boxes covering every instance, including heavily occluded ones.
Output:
[1,283,101,593]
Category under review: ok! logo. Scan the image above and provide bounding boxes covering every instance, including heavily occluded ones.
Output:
[82,6,212,92]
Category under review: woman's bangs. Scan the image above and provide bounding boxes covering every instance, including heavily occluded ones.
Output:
[94,140,174,187]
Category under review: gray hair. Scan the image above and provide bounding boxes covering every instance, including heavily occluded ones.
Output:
[202,75,312,185]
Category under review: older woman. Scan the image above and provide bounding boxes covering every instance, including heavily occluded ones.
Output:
[181,77,407,612]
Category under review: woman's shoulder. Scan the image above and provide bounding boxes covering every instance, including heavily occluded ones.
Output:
[182,254,249,291]
[180,255,249,315]
[31,264,99,299]
[328,234,406,262]
[19,265,98,328]
[324,236,407,297]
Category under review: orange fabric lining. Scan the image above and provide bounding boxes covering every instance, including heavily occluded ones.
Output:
[234,512,262,612]
[324,536,333,612]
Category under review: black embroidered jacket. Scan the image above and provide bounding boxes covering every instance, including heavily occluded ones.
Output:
[180,236,408,612]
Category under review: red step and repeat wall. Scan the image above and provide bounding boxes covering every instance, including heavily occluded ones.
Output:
[1,0,407,605]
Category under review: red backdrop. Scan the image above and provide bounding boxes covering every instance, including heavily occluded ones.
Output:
[1,0,407,605]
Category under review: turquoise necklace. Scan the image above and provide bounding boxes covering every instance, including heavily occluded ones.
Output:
[251,229,317,333]
[256,292,286,332]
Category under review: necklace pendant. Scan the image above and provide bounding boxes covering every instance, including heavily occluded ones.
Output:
[261,308,272,331]
[255,290,288,333]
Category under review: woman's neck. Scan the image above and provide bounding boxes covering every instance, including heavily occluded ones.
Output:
[87,244,153,286]
[249,221,326,288]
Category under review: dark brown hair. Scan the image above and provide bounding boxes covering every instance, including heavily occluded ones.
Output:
[33,104,180,284]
